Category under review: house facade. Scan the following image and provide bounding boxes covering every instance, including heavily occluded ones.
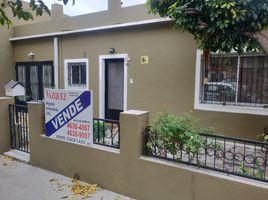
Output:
[2,0,268,139]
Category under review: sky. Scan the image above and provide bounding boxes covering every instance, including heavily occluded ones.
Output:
[27,0,146,16]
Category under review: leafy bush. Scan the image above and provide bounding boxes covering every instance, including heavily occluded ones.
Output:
[93,121,107,143]
[257,126,268,142]
[148,112,208,155]
[239,161,264,180]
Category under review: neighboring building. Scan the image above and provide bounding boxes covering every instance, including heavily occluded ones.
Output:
[0,1,53,96]
[1,0,268,139]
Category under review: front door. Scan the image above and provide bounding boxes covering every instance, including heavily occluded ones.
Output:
[16,61,54,105]
[105,59,124,120]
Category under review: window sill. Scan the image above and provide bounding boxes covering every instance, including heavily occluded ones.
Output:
[194,103,268,116]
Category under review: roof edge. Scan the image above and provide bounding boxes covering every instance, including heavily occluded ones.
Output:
[9,18,171,41]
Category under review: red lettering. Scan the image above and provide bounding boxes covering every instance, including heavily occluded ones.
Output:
[45,90,67,101]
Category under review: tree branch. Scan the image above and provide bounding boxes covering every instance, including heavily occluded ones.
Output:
[184,8,198,15]
[198,17,208,30]
[184,8,208,30]
[244,32,268,56]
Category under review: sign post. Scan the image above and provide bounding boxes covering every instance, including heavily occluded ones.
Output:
[44,88,93,146]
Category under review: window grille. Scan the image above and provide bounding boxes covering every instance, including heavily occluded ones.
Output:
[67,62,87,88]
[201,53,268,108]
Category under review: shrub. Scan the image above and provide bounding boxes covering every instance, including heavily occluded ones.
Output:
[257,126,268,142]
[93,121,107,143]
[148,112,207,156]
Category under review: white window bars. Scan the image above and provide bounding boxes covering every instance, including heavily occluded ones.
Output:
[195,50,268,115]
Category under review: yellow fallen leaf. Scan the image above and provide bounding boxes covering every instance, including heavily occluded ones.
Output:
[69,179,97,197]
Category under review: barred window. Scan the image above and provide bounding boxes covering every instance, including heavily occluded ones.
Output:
[64,59,88,89]
[195,51,268,115]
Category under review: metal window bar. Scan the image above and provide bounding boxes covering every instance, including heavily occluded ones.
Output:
[201,53,268,108]
[8,104,29,153]
[144,127,268,183]
[93,118,120,149]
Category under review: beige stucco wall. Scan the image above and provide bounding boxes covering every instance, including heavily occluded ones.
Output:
[26,102,268,200]
[12,23,268,139]
[0,97,14,153]
[0,1,53,95]
[14,38,54,62]
[0,27,15,95]
[11,4,158,38]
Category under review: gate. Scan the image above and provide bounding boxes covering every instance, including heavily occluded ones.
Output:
[9,104,29,153]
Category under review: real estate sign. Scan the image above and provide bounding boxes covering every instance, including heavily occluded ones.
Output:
[44,88,93,146]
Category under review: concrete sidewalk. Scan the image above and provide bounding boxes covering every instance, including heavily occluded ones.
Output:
[0,155,133,200]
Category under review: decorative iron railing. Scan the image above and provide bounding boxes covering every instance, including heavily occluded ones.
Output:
[144,127,268,182]
[9,104,29,153]
[93,118,120,149]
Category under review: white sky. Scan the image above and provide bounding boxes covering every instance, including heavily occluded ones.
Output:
[26,0,146,16]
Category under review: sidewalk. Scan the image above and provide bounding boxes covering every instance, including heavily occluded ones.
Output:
[0,155,133,200]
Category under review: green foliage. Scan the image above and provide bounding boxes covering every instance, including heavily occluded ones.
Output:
[258,133,268,142]
[257,125,268,142]
[93,121,107,143]
[148,111,209,155]
[239,162,252,176]
[0,0,73,27]
[239,161,265,179]
[146,0,268,53]
[255,160,265,179]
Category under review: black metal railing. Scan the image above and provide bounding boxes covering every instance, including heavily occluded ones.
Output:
[9,104,30,153]
[144,127,268,182]
[93,118,120,149]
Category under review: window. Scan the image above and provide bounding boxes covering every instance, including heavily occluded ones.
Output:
[16,62,54,104]
[195,50,268,115]
[64,59,88,89]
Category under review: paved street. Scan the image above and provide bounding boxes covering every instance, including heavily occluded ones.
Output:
[0,155,133,200]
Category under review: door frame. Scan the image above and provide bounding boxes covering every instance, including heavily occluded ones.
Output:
[99,54,128,119]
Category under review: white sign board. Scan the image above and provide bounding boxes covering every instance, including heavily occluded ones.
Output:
[44,88,93,146]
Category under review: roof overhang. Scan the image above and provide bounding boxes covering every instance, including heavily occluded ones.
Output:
[10,18,171,41]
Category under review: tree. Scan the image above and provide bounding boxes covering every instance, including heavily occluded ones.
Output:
[0,0,73,27]
[147,0,268,58]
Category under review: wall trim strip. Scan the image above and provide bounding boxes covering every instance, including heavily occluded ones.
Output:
[10,18,171,41]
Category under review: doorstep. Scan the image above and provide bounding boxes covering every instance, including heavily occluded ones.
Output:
[4,149,30,163]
